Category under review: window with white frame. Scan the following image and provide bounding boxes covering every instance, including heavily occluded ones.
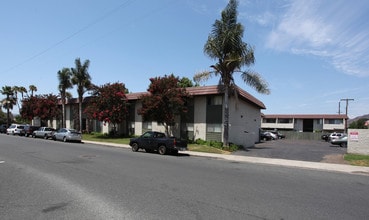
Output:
[324,119,343,125]
[186,123,194,132]
[142,122,152,130]
[207,124,222,133]
[208,96,223,105]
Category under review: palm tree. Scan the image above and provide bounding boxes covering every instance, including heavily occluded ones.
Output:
[0,86,16,127]
[12,86,28,110]
[194,0,270,147]
[57,67,73,128]
[29,85,37,97]
[71,58,91,132]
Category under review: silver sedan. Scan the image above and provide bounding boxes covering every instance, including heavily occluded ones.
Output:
[53,128,82,143]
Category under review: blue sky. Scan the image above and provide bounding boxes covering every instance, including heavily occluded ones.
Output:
[1,0,368,118]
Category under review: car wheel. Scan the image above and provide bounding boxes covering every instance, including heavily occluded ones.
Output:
[44,134,48,139]
[131,143,139,152]
[63,137,67,142]
[340,143,347,148]
[158,145,167,155]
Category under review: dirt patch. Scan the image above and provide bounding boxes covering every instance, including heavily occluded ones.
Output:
[321,154,349,164]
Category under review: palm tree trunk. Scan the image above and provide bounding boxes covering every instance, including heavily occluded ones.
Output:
[79,98,82,132]
[62,103,66,128]
[223,85,229,147]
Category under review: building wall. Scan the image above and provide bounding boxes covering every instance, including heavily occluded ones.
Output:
[294,119,303,132]
[229,98,261,148]
[133,101,143,136]
[193,96,207,141]
[347,129,369,155]
[262,117,345,132]
[60,93,263,145]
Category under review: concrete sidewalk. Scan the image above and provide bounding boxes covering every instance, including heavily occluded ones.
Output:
[83,140,369,176]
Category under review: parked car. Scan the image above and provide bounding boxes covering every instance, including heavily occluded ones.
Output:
[0,124,8,133]
[32,127,55,139]
[260,131,273,141]
[271,131,285,139]
[52,128,82,142]
[6,124,25,135]
[129,131,187,155]
[22,125,40,137]
[330,135,347,147]
[328,132,345,141]
[321,133,330,141]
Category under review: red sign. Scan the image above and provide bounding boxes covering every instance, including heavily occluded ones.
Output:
[349,131,359,142]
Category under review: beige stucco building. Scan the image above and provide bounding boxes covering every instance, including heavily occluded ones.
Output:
[58,85,266,148]
[261,114,348,132]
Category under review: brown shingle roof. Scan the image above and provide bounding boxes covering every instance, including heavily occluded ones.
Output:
[126,85,266,109]
[262,114,348,119]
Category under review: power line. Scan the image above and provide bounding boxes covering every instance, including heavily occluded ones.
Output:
[1,0,135,74]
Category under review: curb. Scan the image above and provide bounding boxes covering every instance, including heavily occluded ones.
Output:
[83,141,369,176]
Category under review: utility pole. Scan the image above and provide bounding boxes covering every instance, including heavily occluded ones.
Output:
[340,98,354,133]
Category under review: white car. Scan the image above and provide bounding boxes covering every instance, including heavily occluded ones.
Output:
[328,132,345,141]
[6,124,25,135]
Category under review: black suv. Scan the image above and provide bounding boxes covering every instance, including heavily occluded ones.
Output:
[22,125,40,137]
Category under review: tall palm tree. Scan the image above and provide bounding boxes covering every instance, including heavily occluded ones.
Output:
[29,85,37,97]
[0,86,16,127]
[71,58,91,132]
[57,67,73,128]
[12,86,27,110]
[194,0,270,147]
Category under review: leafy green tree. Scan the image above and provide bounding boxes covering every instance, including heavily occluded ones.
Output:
[1,86,16,127]
[349,118,369,129]
[178,77,195,88]
[138,74,190,136]
[57,67,73,128]
[84,82,129,134]
[0,109,7,124]
[71,58,92,131]
[194,0,270,146]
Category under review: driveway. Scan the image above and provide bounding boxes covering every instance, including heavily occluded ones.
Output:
[233,139,348,164]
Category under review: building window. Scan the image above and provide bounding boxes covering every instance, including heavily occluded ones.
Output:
[142,122,152,130]
[277,118,292,123]
[324,119,343,125]
[263,118,276,123]
[186,123,194,132]
[207,96,223,105]
[207,124,222,133]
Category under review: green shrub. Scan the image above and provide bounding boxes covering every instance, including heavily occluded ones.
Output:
[195,138,207,145]
[228,143,240,151]
[210,140,223,149]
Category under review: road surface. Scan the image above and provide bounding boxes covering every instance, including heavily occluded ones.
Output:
[1,134,368,219]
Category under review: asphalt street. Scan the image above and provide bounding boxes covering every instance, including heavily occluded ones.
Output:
[233,139,347,163]
[1,134,369,219]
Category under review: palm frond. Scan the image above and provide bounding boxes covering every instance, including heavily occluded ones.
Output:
[241,71,270,94]
[193,71,213,85]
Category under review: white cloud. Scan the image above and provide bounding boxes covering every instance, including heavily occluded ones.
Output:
[265,0,369,77]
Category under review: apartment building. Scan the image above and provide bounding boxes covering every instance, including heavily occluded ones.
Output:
[261,114,348,132]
